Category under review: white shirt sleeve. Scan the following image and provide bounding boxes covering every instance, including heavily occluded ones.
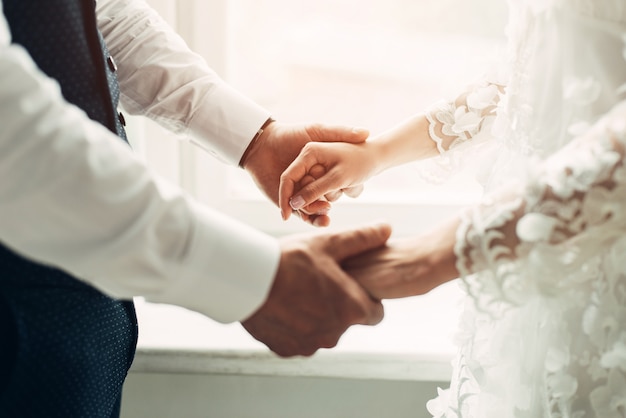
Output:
[0,1,279,323]
[96,0,272,165]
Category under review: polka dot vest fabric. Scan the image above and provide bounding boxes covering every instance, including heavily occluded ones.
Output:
[0,247,137,417]
[3,0,128,142]
[1,0,138,416]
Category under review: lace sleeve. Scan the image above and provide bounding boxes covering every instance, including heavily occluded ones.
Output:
[419,81,504,183]
[455,101,626,311]
[426,82,503,153]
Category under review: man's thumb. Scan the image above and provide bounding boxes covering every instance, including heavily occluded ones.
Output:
[327,223,392,261]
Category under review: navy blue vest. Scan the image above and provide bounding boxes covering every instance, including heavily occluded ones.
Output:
[3,0,127,139]
[0,1,137,416]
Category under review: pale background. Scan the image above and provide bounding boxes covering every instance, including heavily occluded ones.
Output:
[122,1,508,417]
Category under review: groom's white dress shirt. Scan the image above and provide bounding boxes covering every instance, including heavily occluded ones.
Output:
[0,0,280,323]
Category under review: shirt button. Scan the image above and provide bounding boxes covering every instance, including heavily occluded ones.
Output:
[118,112,126,127]
[107,56,118,73]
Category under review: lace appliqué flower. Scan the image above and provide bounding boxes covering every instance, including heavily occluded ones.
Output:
[450,102,626,416]
[426,387,452,418]
[425,84,501,154]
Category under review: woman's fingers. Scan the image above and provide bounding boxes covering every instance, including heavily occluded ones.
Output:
[279,151,320,220]
[288,170,344,210]
[279,142,366,222]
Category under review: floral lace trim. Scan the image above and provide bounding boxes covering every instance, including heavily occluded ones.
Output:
[454,102,626,312]
[447,101,626,418]
[454,196,528,311]
[425,83,502,155]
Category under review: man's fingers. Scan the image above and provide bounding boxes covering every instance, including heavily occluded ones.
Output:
[335,271,386,326]
[325,223,392,261]
[306,124,369,144]
[309,164,326,179]
[356,298,385,326]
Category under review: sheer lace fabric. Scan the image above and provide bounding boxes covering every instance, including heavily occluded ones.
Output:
[420,83,501,184]
[425,83,502,154]
[426,0,626,417]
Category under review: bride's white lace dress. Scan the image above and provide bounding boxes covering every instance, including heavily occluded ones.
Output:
[424,0,626,416]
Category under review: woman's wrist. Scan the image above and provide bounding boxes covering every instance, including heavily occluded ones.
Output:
[420,216,461,287]
[370,114,439,172]
[366,139,394,176]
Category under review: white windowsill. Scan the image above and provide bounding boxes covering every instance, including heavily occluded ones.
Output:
[130,281,463,383]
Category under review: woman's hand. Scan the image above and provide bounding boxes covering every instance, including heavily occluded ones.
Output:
[343,217,461,299]
[277,114,444,222]
[278,141,381,221]
[241,121,370,227]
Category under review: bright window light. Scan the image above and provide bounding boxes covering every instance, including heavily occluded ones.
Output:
[132,0,509,361]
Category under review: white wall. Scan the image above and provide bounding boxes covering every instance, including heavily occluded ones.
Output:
[122,373,445,418]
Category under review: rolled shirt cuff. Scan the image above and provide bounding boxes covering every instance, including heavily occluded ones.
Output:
[187,81,271,166]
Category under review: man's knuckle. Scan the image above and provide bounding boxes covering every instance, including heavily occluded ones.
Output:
[318,334,340,349]
[306,123,324,140]
[325,233,342,251]
[341,299,369,324]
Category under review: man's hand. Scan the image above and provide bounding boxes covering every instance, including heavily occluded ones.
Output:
[240,121,369,227]
[241,222,392,357]
[343,218,461,299]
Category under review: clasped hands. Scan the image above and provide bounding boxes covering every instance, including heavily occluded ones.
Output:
[240,120,458,357]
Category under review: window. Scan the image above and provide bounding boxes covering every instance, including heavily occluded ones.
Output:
[130,0,508,362]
